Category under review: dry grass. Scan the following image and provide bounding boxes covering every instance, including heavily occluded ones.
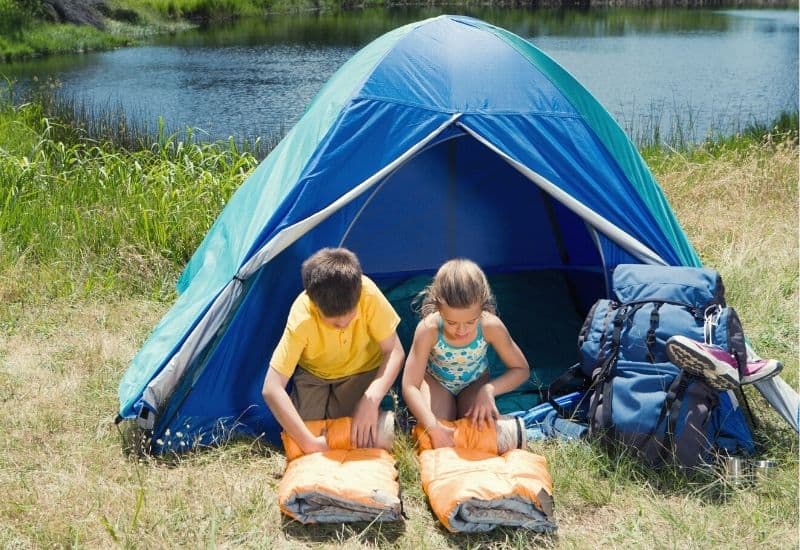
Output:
[656,138,798,370]
[1,138,798,548]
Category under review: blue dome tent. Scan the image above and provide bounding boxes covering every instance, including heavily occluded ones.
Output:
[117,15,702,453]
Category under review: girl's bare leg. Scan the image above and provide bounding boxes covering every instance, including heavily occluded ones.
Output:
[422,372,457,421]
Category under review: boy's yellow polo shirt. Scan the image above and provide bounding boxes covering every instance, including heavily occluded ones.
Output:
[270,276,400,380]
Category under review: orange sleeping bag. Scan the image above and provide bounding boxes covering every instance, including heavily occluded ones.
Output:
[414,417,556,533]
[278,412,402,523]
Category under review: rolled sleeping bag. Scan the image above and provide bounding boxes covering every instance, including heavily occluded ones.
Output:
[278,411,402,524]
[413,415,527,454]
[413,416,556,533]
[281,409,396,460]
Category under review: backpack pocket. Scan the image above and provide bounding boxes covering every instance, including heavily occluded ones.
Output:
[590,360,717,467]
[578,299,618,378]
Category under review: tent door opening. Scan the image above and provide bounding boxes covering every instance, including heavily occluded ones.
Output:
[338,131,607,411]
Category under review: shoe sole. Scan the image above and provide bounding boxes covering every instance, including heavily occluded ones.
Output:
[665,341,740,391]
[741,361,783,385]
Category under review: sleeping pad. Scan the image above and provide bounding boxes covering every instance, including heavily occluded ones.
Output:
[413,416,556,533]
[278,410,403,523]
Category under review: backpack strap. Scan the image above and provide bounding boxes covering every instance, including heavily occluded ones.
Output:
[622,299,704,320]
[636,370,689,464]
[553,301,618,421]
[662,372,691,459]
[595,302,619,370]
[645,302,662,364]
[590,303,646,432]
[547,363,590,418]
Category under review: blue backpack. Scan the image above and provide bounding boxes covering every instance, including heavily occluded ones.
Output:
[552,264,755,469]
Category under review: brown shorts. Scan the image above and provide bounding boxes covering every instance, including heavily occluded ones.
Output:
[290,367,377,420]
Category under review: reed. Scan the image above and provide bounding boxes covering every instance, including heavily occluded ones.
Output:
[24,85,278,158]
[0,98,259,300]
[619,99,799,152]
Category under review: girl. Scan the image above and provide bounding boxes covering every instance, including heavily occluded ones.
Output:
[402,259,531,448]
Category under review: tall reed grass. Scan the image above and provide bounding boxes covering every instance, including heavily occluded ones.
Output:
[0,98,259,300]
[24,85,279,159]
[619,99,799,153]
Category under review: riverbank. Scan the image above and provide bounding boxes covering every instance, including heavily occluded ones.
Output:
[1,0,798,62]
[0,95,797,547]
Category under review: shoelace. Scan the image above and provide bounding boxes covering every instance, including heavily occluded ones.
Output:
[703,304,722,345]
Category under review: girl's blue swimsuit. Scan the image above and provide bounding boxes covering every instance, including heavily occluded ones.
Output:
[427,318,489,395]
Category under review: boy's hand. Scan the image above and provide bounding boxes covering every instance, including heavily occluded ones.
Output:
[302,433,330,454]
[465,384,499,430]
[428,423,456,449]
[351,394,380,448]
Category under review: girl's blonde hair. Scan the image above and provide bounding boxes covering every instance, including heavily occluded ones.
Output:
[418,259,496,318]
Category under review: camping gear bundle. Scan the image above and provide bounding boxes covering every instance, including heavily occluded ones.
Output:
[551,264,755,468]
[278,414,555,532]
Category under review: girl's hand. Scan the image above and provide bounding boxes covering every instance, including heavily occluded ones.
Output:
[465,384,499,430]
[428,423,456,448]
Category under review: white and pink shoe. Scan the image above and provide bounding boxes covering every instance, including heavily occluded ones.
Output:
[665,335,741,391]
[741,358,783,385]
[666,335,783,389]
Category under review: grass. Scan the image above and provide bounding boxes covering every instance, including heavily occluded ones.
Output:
[0,0,397,61]
[0,96,259,300]
[0,97,797,547]
[0,0,132,61]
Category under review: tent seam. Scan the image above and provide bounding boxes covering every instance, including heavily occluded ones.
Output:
[353,94,582,118]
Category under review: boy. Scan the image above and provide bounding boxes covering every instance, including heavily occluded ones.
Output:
[262,247,405,454]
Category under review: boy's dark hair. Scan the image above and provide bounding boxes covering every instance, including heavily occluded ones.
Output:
[301,248,363,317]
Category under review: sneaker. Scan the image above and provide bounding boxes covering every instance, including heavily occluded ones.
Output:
[741,358,783,385]
[665,335,740,391]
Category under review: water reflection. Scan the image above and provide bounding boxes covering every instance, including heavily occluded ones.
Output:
[1,8,797,146]
[151,7,742,46]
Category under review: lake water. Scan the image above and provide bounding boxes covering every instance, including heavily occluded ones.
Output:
[2,7,798,145]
